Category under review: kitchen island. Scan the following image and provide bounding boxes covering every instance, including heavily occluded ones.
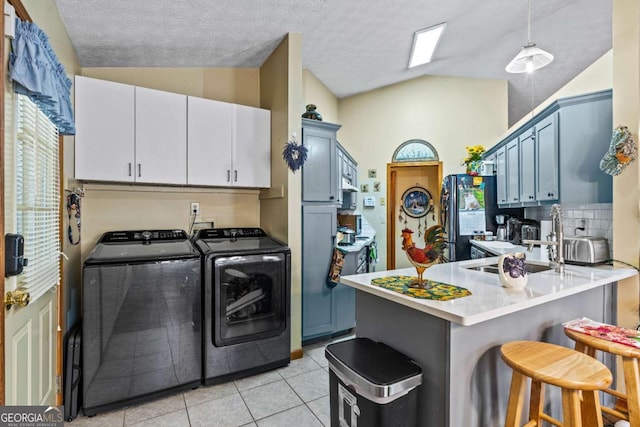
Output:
[340,258,637,426]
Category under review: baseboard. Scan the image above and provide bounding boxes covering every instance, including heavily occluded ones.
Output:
[291,349,304,360]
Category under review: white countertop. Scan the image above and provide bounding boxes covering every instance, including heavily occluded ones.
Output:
[470,239,547,261]
[340,258,637,326]
[337,233,375,253]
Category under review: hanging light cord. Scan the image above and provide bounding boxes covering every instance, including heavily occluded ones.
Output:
[526,0,532,44]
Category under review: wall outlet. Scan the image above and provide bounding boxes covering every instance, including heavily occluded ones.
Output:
[190,202,200,216]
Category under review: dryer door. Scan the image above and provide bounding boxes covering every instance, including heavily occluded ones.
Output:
[213,252,288,346]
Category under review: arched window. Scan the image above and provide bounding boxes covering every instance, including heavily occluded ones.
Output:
[392,139,439,162]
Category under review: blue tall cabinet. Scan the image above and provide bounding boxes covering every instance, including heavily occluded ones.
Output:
[301,118,356,343]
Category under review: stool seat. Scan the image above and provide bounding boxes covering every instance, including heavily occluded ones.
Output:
[501,340,613,427]
[565,327,640,425]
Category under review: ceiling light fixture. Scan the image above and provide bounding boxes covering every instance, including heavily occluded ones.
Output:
[505,0,553,73]
[408,22,446,68]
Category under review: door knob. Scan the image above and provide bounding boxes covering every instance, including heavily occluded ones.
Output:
[5,287,30,310]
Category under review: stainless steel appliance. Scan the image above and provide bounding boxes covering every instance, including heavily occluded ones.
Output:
[338,213,362,235]
[82,230,201,416]
[563,236,610,265]
[440,174,523,261]
[194,227,291,385]
[521,223,540,241]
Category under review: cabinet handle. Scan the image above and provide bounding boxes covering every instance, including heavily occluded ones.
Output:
[548,192,554,197]
[329,196,334,200]
[513,197,518,201]
[227,170,231,182]
[128,163,132,177]
[529,195,534,200]
[234,170,238,182]
[138,164,141,177]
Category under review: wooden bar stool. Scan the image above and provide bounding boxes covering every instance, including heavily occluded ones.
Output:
[565,327,640,425]
[501,340,613,427]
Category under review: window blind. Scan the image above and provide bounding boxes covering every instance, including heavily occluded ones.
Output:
[15,94,60,302]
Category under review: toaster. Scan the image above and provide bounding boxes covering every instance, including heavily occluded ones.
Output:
[563,236,610,265]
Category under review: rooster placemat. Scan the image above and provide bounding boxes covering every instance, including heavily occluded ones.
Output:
[371,276,471,301]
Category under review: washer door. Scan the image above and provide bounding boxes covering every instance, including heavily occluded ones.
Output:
[213,252,288,346]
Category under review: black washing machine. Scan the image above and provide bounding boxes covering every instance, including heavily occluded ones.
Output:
[82,230,201,416]
[194,227,291,385]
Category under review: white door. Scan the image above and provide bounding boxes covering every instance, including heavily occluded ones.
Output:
[234,104,271,188]
[74,76,136,182]
[5,292,57,405]
[135,86,187,185]
[4,94,60,405]
[187,96,233,186]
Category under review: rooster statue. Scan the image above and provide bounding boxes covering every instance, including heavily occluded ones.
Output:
[401,225,447,289]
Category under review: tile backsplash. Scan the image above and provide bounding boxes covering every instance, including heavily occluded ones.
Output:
[524,203,613,255]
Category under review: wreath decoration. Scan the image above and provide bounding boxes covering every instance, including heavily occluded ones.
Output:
[282,136,308,173]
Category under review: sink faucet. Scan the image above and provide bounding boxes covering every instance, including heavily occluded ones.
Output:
[522,204,565,274]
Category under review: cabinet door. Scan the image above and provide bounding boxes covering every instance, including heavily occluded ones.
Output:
[519,129,536,202]
[135,87,187,184]
[535,114,559,201]
[302,123,338,202]
[335,250,358,333]
[495,147,507,204]
[187,97,233,186]
[505,139,520,204]
[302,205,337,340]
[74,76,135,182]
[234,104,271,188]
[336,149,344,205]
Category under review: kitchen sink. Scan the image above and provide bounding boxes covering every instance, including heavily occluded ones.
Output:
[464,263,553,274]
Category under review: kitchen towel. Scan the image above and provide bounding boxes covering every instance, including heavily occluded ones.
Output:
[371,276,471,301]
[327,247,346,288]
[564,317,640,349]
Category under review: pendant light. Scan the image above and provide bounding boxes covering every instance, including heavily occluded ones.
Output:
[506,0,554,73]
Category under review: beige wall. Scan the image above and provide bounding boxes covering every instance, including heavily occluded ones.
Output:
[302,70,339,124]
[260,33,304,352]
[82,67,261,108]
[338,75,508,269]
[612,0,640,334]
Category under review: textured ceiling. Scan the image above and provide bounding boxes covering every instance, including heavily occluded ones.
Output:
[53,0,611,125]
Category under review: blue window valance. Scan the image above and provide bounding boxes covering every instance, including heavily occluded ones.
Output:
[9,18,75,135]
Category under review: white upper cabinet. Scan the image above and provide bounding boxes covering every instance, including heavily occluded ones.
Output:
[75,76,135,182]
[233,104,271,188]
[75,76,270,188]
[187,99,270,188]
[135,87,187,185]
[187,97,233,186]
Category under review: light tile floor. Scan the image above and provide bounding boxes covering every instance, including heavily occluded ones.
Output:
[67,334,353,427]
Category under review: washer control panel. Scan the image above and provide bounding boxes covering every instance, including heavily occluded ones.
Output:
[100,230,188,243]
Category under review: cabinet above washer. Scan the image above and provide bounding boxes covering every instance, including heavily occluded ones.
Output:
[74,76,270,188]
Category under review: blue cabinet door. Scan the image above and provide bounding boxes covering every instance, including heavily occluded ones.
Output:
[535,113,559,201]
[302,205,337,340]
[519,128,536,202]
[505,139,520,204]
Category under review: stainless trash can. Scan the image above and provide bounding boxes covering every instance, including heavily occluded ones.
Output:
[325,337,422,427]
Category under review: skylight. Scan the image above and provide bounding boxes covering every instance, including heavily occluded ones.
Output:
[408,23,446,68]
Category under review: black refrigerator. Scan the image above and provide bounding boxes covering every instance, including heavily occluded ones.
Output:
[439,174,522,261]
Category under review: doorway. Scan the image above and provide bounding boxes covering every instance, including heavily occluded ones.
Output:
[387,161,443,270]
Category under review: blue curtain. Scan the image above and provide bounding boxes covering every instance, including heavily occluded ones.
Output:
[9,18,75,135]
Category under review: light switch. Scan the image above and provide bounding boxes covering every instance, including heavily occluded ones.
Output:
[380,197,385,206]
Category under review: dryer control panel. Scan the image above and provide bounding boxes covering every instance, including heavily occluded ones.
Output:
[195,228,267,239]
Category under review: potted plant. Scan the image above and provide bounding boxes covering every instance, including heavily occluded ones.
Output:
[461,145,486,176]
